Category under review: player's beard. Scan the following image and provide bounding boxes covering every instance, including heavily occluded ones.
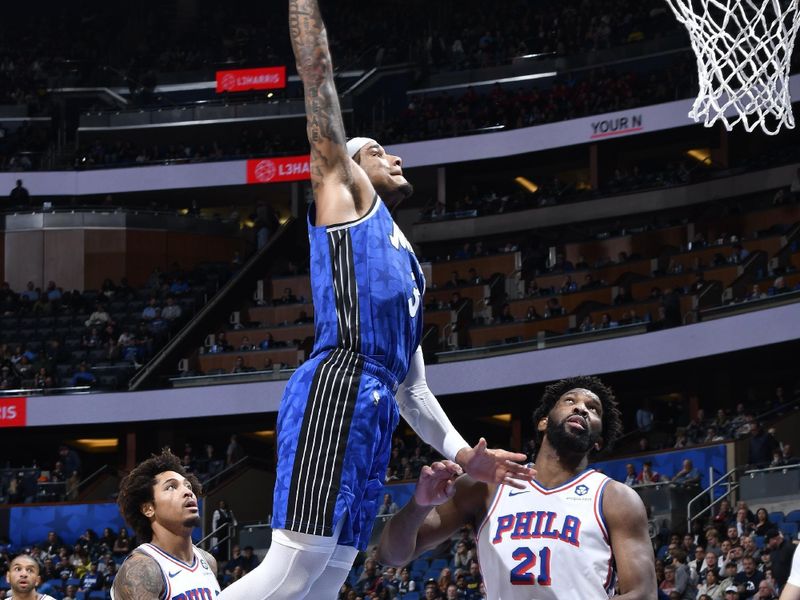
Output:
[384,181,414,210]
[546,415,601,456]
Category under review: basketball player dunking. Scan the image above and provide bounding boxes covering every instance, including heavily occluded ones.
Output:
[111,449,220,600]
[218,1,533,599]
[379,376,658,599]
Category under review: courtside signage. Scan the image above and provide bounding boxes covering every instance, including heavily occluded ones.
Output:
[246,155,310,184]
[216,67,287,93]
[0,397,26,427]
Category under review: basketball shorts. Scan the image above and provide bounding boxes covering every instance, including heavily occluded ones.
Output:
[271,347,400,550]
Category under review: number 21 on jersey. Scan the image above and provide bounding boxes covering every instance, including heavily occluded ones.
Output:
[510,546,552,586]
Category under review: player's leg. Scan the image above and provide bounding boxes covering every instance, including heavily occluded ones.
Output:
[217,528,339,599]
[303,544,359,599]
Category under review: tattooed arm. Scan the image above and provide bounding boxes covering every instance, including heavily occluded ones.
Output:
[111,552,164,600]
[289,0,372,225]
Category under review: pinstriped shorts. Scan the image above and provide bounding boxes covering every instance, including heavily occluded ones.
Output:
[271,347,399,550]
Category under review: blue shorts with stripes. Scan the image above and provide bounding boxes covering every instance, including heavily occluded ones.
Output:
[271,348,399,550]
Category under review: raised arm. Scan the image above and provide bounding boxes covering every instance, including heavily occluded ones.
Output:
[377,461,486,567]
[111,552,164,600]
[603,481,658,600]
[396,346,534,488]
[289,0,369,223]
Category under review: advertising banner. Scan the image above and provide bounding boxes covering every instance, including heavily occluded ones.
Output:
[216,67,287,93]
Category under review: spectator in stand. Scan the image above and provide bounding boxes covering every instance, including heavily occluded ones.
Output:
[84,303,111,328]
[544,296,564,317]
[753,509,775,537]
[9,179,30,205]
[765,529,795,591]
[735,556,764,599]
[231,355,252,374]
[376,493,400,516]
[756,580,777,599]
[670,549,695,600]
[624,462,638,486]
[748,420,780,467]
[69,362,95,387]
[637,402,655,433]
[734,508,756,538]
[161,296,182,321]
[275,287,298,304]
[637,460,661,484]
[21,281,39,303]
[80,561,105,592]
[671,458,701,487]
[142,297,159,320]
[226,434,244,466]
[719,562,739,592]
[169,277,190,296]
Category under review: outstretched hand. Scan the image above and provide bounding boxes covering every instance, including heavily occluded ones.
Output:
[456,438,535,490]
[414,460,463,507]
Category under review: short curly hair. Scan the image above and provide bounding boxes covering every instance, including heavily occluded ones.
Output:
[531,376,623,455]
[117,448,202,543]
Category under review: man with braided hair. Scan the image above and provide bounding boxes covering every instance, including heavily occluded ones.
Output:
[111,449,220,600]
[379,376,658,600]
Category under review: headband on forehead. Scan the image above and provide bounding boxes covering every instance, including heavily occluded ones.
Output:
[346,137,378,158]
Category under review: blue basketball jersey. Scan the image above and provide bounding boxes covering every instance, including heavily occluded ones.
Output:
[307,195,425,383]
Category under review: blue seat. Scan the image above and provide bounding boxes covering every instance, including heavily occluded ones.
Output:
[785,510,800,523]
[780,521,798,539]
[754,535,765,548]
[411,558,429,572]
[66,578,81,588]
[410,569,423,581]
[769,511,785,524]
[88,591,109,600]
[430,558,448,570]
[403,593,420,600]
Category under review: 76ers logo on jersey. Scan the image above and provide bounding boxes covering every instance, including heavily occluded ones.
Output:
[575,484,589,496]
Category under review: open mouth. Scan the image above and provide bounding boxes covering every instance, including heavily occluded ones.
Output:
[566,415,587,431]
[184,500,198,509]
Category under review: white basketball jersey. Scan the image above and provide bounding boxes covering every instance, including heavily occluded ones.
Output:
[111,543,221,600]
[476,469,617,600]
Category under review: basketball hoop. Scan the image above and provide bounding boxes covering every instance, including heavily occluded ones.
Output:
[665,0,800,135]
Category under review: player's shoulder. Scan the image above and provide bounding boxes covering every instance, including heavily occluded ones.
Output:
[195,546,218,574]
[601,480,648,524]
[112,550,165,600]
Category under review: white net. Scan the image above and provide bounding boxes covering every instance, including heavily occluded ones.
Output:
[664,0,800,135]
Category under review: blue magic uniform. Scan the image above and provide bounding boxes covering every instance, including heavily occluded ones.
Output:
[271,194,425,550]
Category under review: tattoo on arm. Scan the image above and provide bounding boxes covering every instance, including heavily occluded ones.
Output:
[289,0,349,188]
[111,553,164,600]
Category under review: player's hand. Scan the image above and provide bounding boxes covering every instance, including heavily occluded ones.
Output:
[456,438,535,490]
[413,460,463,507]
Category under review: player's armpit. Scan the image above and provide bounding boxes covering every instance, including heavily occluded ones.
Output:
[111,552,164,600]
[602,481,658,600]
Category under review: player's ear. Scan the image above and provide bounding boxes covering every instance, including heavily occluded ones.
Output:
[141,502,155,518]
[537,417,547,433]
[594,437,604,452]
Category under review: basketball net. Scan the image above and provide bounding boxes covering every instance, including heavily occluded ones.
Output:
[665,0,800,135]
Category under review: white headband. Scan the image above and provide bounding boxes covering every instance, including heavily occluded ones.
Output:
[346,137,378,158]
